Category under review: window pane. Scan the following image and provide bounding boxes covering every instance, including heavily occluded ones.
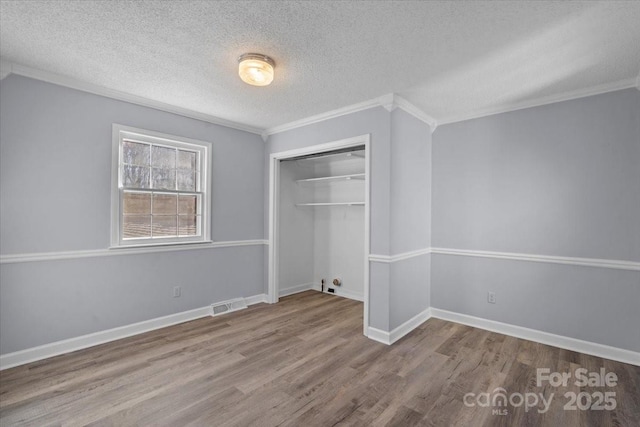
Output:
[178,150,196,170]
[178,195,198,215]
[152,216,177,237]
[123,192,151,214]
[152,168,176,190]
[123,165,150,188]
[152,146,176,168]
[177,170,196,191]
[153,194,177,215]
[122,141,150,166]
[179,216,198,236]
[116,129,208,246]
[123,215,151,238]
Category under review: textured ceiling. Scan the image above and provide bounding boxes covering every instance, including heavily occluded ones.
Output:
[1,1,639,131]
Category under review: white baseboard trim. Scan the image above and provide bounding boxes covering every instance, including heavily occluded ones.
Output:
[279,283,364,302]
[367,307,432,345]
[365,306,639,366]
[279,283,315,297]
[0,293,268,371]
[390,307,432,343]
[5,294,635,370]
[367,326,392,345]
[245,293,269,305]
[430,308,640,367]
[327,286,364,302]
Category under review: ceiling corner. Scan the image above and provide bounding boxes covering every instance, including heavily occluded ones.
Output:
[378,93,398,112]
[392,95,438,133]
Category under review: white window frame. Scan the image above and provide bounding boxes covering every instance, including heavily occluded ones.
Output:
[110,124,212,248]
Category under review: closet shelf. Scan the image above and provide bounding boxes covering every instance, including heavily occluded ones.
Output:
[296,202,365,207]
[296,173,365,184]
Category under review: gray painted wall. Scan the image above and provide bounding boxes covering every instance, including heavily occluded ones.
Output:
[390,109,431,255]
[0,75,265,354]
[0,246,264,353]
[1,75,265,253]
[388,109,432,330]
[431,255,640,351]
[390,255,430,330]
[433,89,639,261]
[432,88,640,351]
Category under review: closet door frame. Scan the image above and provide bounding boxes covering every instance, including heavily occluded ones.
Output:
[268,134,371,337]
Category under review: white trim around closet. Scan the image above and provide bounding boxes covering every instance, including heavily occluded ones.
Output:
[268,134,371,336]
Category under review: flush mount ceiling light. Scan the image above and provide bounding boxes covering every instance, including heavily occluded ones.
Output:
[238,53,275,86]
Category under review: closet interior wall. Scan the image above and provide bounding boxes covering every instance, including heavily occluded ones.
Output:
[278,151,365,300]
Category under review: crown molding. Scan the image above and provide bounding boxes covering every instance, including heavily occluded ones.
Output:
[5,58,632,139]
[392,94,438,132]
[264,97,383,138]
[0,58,11,80]
[0,59,264,136]
[438,78,637,126]
[378,93,398,112]
[266,76,634,138]
[264,92,438,139]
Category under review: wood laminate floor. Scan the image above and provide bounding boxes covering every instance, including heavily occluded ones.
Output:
[1,291,638,426]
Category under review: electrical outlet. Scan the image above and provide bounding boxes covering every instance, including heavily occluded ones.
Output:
[173,286,181,298]
[487,291,496,304]
[327,288,335,294]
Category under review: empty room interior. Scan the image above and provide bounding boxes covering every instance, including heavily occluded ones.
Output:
[1,1,639,426]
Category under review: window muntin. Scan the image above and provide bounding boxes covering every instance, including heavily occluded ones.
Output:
[112,125,210,247]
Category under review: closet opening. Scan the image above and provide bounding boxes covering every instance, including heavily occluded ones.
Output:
[268,135,370,336]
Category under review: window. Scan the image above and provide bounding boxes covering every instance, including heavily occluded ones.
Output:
[111,125,211,247]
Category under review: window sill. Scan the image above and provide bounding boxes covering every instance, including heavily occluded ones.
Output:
[110,241,214,251]
[108,239,266,254]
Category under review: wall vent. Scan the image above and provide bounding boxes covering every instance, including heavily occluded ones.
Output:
[211,298,248,316]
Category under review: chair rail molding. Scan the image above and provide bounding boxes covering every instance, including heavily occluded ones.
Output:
[367,246,639,271]
[430,247,640,271]
[0,240,269,264]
